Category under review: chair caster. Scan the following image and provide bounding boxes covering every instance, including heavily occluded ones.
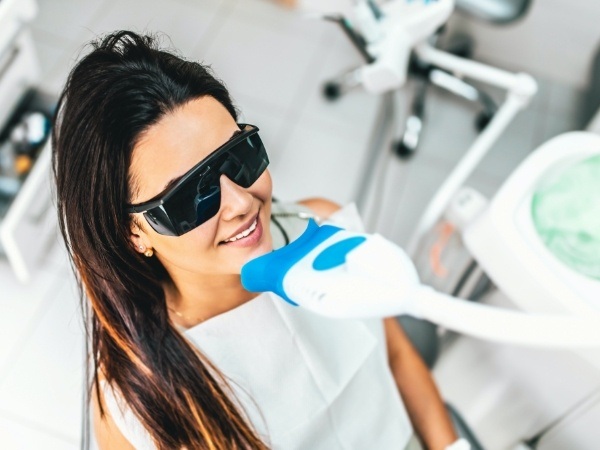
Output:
[446,33,474,59]
[475,110,494,132]
[323,81,342,101]
[394,115,422,159]
[393,139,416,159]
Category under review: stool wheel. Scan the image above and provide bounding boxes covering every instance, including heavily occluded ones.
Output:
[393,139,416,159]
[323,81,342,101]
[475,110,494,132]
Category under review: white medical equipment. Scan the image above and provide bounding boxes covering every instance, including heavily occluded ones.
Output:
[255,0,600,347]
[462,132,600,316]
[247,4,600,443]
[341,0,456,94]
[304,1,539,223]
[341,1,600,350]
[243,131,600,347]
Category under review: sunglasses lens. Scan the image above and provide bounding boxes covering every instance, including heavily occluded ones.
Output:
[221,134,269,187]
[194,184,221,225]
[159,171,219,236]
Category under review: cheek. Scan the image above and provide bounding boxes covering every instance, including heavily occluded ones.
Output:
[255,169,272,199]
[151,222,218,270]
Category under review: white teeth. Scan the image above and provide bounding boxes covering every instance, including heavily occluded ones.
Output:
[224,218,257,243]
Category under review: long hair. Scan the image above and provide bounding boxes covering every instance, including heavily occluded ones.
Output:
[52,31,269,449]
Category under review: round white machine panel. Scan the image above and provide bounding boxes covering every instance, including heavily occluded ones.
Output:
[463,132,600,316]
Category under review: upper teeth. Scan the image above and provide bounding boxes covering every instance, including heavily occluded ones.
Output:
[224,218,257,243]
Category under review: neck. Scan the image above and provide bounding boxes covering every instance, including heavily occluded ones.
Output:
[164,271,258,329]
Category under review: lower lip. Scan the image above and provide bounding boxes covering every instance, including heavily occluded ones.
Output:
[221,215,263,248]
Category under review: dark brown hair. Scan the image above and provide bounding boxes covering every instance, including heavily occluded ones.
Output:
[52,31,268,449]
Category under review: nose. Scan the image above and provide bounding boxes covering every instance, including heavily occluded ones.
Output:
[218,174,253,221]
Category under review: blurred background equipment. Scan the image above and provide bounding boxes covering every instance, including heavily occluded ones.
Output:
[0,0,56,283]
[321,0,532,158]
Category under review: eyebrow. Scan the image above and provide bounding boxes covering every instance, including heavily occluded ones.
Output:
[162,128,244,190]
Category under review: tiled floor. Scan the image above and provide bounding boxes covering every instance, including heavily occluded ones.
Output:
[0,0,590,448]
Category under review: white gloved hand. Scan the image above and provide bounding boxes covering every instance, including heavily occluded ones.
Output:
[445,438,471,450]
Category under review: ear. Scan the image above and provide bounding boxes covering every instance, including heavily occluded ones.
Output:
[129,217,152,255]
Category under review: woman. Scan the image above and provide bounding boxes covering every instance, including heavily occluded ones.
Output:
[52,31,461,449]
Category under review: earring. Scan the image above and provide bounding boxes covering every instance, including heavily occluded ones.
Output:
[144,248,154,258]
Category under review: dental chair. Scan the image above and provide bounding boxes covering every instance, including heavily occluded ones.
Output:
[322,0,532,158]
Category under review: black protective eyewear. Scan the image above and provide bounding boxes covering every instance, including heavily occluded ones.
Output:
[126,124,268,236]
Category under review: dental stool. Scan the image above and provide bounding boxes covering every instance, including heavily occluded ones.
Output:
[395,0,532,157]
[323,0,532,158]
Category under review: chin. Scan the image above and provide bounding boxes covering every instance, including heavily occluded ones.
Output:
[230,237,272,275]
[249,235,273,260]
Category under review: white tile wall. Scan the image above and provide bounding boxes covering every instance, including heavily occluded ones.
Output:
[0,0,593,448]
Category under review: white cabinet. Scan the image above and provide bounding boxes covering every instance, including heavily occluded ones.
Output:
[0,0,57,282]
[0,137,56,283]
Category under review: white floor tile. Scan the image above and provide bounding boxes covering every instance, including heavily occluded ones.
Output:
[296,33,380,144]
[231,0,331,44]
[477,108,541,181]
[536,110,584,144]
[32,0,110,42]
[200,4,327,114]
[0,260,66,373]
[386,158,452,247]
[31,32,84,96]
[30,29,68,83]
[235,92,290,164]
[84,0,223,57]
[538,399,600,450]
[434,290,600,450]
[0,414,78,450]
[359,147,411,235]
[408,88,543,183]
[0,275,84,443]
[547,81,586,119]
[465,169,503,199]
[270,116,372,205]
[410,87,480,167]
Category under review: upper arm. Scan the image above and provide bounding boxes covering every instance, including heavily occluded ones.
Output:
[297,197,341,220]
[92,379,136,450]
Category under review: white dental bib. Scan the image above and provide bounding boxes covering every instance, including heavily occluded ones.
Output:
[184,290,412,449]
[100,203,413,449]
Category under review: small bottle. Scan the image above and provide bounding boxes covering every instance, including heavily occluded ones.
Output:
[0,141,21,197]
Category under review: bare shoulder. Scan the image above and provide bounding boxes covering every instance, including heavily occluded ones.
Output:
[297,197,341,220]
[92,373,136,450]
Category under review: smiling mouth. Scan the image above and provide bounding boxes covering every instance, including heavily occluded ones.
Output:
[222,217,258,243]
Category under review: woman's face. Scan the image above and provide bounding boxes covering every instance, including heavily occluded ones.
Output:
[128,96,273,277]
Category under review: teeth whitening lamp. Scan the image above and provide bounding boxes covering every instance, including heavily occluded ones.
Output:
[241,166,600,349]
[242,0,600,349]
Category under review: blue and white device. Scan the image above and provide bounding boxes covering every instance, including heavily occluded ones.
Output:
[241,220,600,348]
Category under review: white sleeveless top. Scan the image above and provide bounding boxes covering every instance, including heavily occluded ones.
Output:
[100,203,413,449]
